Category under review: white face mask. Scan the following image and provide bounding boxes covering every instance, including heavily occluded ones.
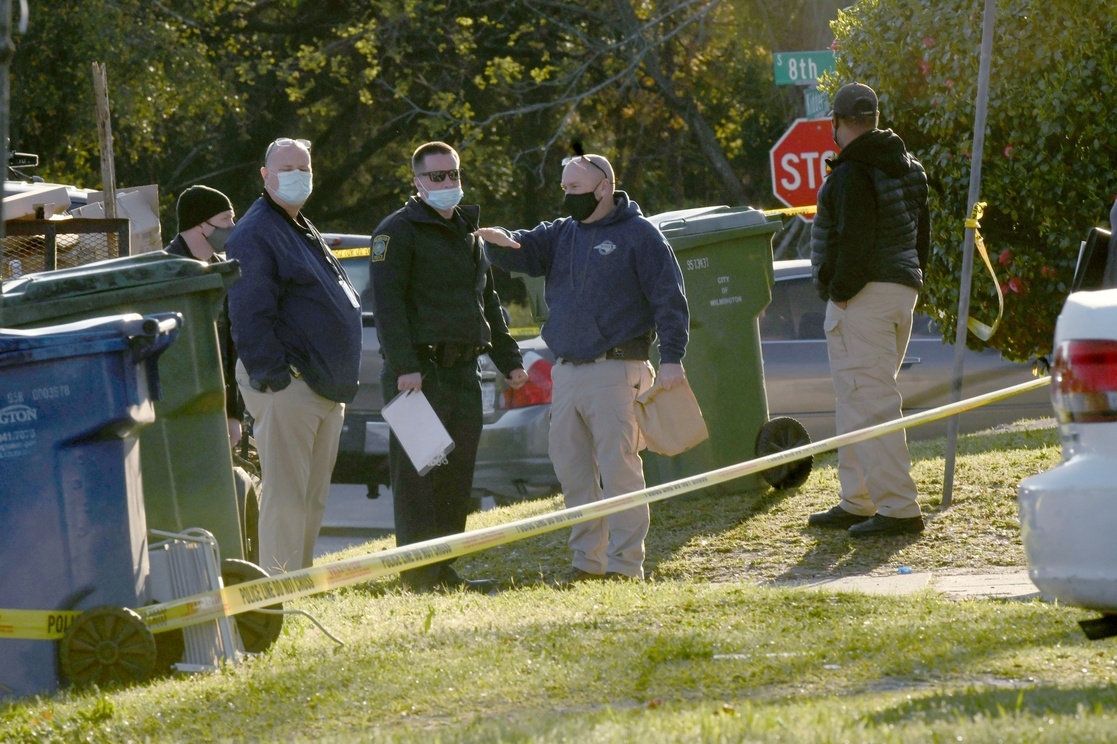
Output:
[421,184,463,211]
[273,169,313,205]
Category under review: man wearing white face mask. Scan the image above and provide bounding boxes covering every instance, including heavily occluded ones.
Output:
[226,137,363,575]
[165,184,244,447]
[370,141,527,594]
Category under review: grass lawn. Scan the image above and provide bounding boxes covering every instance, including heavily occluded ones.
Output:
[5,418,1117,743]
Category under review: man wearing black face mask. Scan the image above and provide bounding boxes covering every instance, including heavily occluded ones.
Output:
[165,184,244,447]
[475,152,689,585]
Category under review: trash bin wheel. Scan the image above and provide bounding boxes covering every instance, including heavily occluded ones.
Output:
[60,606,157,688]
[754,417,813,490]
[220,558,283,654]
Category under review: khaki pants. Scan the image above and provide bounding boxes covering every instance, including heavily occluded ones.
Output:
[824,282,921,519]
[549,359,653,578]
[237,361,345,574]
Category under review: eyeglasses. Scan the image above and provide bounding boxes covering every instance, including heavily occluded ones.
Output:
[265,137,311,161]
[416,169,462,183]
[562,155,610,180]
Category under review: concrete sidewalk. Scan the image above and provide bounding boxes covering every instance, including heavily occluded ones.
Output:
[775,569,1047,602]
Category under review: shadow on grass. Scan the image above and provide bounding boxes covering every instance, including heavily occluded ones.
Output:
[643,476,804,578]
[868,682,1117,726]
[772,528,922,583]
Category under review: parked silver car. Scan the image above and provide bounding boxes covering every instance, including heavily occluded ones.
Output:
[326,231,1050,503]
[323,234,558,505]
[760,259,1052,444]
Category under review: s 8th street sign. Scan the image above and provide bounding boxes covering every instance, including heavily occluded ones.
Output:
[773,50,837,85]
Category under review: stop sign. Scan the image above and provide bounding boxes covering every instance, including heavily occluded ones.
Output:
[769,118,839,220]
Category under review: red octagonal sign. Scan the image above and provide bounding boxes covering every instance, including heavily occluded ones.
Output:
[769,118,839,221]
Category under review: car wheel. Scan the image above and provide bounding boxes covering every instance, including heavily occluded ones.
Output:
[755,417,813,490]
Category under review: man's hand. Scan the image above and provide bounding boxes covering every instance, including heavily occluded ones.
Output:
[658,363,686,390]
[507,367,529,390]
[473,227,521,249]
[398,372,423,393]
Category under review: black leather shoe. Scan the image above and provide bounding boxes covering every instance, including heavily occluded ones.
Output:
[848,514,924,538]
[604,571,641,582]
[439,566,498,594]
[807,504,872,529]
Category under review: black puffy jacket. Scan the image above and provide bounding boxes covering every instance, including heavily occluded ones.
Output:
[810,128,930,303]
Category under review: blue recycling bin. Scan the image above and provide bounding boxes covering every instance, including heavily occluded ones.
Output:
[0,312,180,700]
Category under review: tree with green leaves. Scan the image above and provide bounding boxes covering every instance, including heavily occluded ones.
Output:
[830,0,1117,361]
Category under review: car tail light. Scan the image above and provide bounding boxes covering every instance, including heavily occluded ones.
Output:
[1051,339,1117,423]
[503,354,553,408]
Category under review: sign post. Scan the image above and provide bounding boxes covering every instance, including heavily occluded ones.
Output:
[769,119,838,222]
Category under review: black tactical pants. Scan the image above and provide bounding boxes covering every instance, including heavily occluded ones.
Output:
[381,357,482,589]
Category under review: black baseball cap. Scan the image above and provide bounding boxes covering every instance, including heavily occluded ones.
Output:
[830,83,879,118]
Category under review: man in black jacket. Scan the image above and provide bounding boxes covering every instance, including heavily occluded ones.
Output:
[165,185,243,448]
[370,141,527,593]
[808,83,930,538]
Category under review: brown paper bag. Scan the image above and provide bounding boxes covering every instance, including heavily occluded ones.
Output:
[633,377,709,456]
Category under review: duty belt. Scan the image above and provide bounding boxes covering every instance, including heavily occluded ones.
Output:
[419,342,486,368]
[560,334,653,366]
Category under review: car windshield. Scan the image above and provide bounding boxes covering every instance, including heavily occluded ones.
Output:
[338,256,374,312]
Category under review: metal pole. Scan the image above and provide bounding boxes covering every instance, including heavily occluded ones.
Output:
[0,0,12,311]
[942,0,997,508]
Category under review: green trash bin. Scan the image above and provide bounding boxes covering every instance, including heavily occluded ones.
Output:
[643,205,787,494]
[0,252,245,558]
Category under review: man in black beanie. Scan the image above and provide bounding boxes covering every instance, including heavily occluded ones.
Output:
[165,184,244,447]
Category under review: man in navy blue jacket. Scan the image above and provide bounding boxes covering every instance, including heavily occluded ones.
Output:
[476,153,689,583]
[227,138,362,574]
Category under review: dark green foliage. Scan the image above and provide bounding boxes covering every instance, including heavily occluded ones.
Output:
[830,0,1117,360]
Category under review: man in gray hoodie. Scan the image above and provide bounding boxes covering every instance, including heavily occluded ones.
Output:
[808,82,930,539]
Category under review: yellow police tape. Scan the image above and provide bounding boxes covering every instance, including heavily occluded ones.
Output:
[2,376,1050,641]
[964,202,1004,342]
[763,205,818,217]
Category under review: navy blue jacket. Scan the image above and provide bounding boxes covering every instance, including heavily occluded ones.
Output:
[484,191,689,364]
[226,195,362,403]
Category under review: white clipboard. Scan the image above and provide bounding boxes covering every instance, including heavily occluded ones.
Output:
[381,389,455,476]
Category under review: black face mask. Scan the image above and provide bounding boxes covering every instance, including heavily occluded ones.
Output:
[564,191,601,222]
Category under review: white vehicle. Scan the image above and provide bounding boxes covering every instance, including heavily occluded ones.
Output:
[1018,227,1117,640]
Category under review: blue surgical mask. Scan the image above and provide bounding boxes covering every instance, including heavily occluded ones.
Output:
[273,169,313,205]
[422,184,463,212]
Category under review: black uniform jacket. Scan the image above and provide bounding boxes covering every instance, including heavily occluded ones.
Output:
[369,196,522,378]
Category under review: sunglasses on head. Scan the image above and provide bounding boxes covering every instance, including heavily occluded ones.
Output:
[416,169,462,183]
[562,155,609,180]
[266,137,311,161]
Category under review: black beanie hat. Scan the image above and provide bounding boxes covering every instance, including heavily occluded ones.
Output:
[176,185,234,233]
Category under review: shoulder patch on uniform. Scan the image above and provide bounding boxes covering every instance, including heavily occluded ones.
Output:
[371,234,390,262]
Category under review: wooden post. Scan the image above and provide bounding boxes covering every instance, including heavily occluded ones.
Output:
[91,62,117,221]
